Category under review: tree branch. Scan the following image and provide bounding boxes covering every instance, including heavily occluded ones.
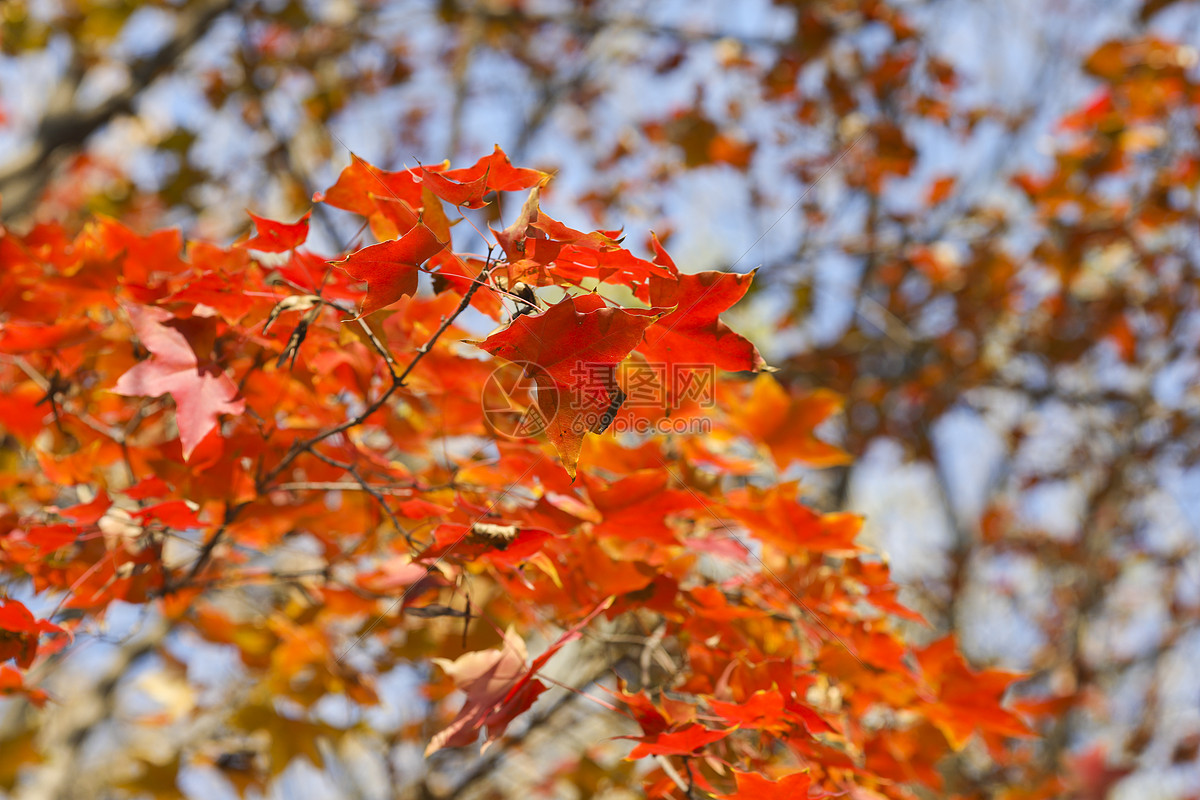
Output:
[0,0,234,222]
[430,658,625,800]
[259,250,491,491]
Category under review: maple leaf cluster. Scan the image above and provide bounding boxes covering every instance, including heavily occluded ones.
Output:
[0,147,1033,798]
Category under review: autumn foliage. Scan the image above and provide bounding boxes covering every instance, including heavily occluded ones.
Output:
[0,145,1038,797]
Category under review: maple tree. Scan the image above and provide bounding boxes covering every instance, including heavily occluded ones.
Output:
[0,145,1037,798]
[4,1,1200,798]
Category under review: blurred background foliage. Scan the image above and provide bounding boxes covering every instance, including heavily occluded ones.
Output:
[3,0,1200,798]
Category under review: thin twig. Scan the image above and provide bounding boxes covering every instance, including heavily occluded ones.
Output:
[656,756,692,797]
[434,659,621,800]
[181,501,248,583]
[259,248,493,491]
[275,480,471,494]
[0,0,234,221]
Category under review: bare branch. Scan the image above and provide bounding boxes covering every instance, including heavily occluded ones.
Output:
[259,249,492,491]
[0,0,235,222]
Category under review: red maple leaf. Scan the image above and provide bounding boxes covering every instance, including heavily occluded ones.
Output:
[637,269,766,382]
[0,319,96,354]
[316,153,424,216]
[240,211,310,253]
[493,191,674,288]
[584,470,700,544]
[0,664,48,706]
[0,599,66,669]
[725,483,863,553]
[416,523,553,568]
[477,294,663,476]
[916,637,1031,749]
[626,722,731,759]
[418,145,549,208]
[442,145,550,192]
[708,689,801,734]
[717,770,817,799]
[427,598,612,755]
[725,375,851,468]
[17,524,78,552]
[54,490,112,525]
[113,306,245,459]
[332,223,447,316]
[132,500,203,529]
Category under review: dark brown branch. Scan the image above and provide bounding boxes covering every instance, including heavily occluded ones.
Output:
[0,0,234,222]
[180,500,248,584]
[259,252,491,491]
